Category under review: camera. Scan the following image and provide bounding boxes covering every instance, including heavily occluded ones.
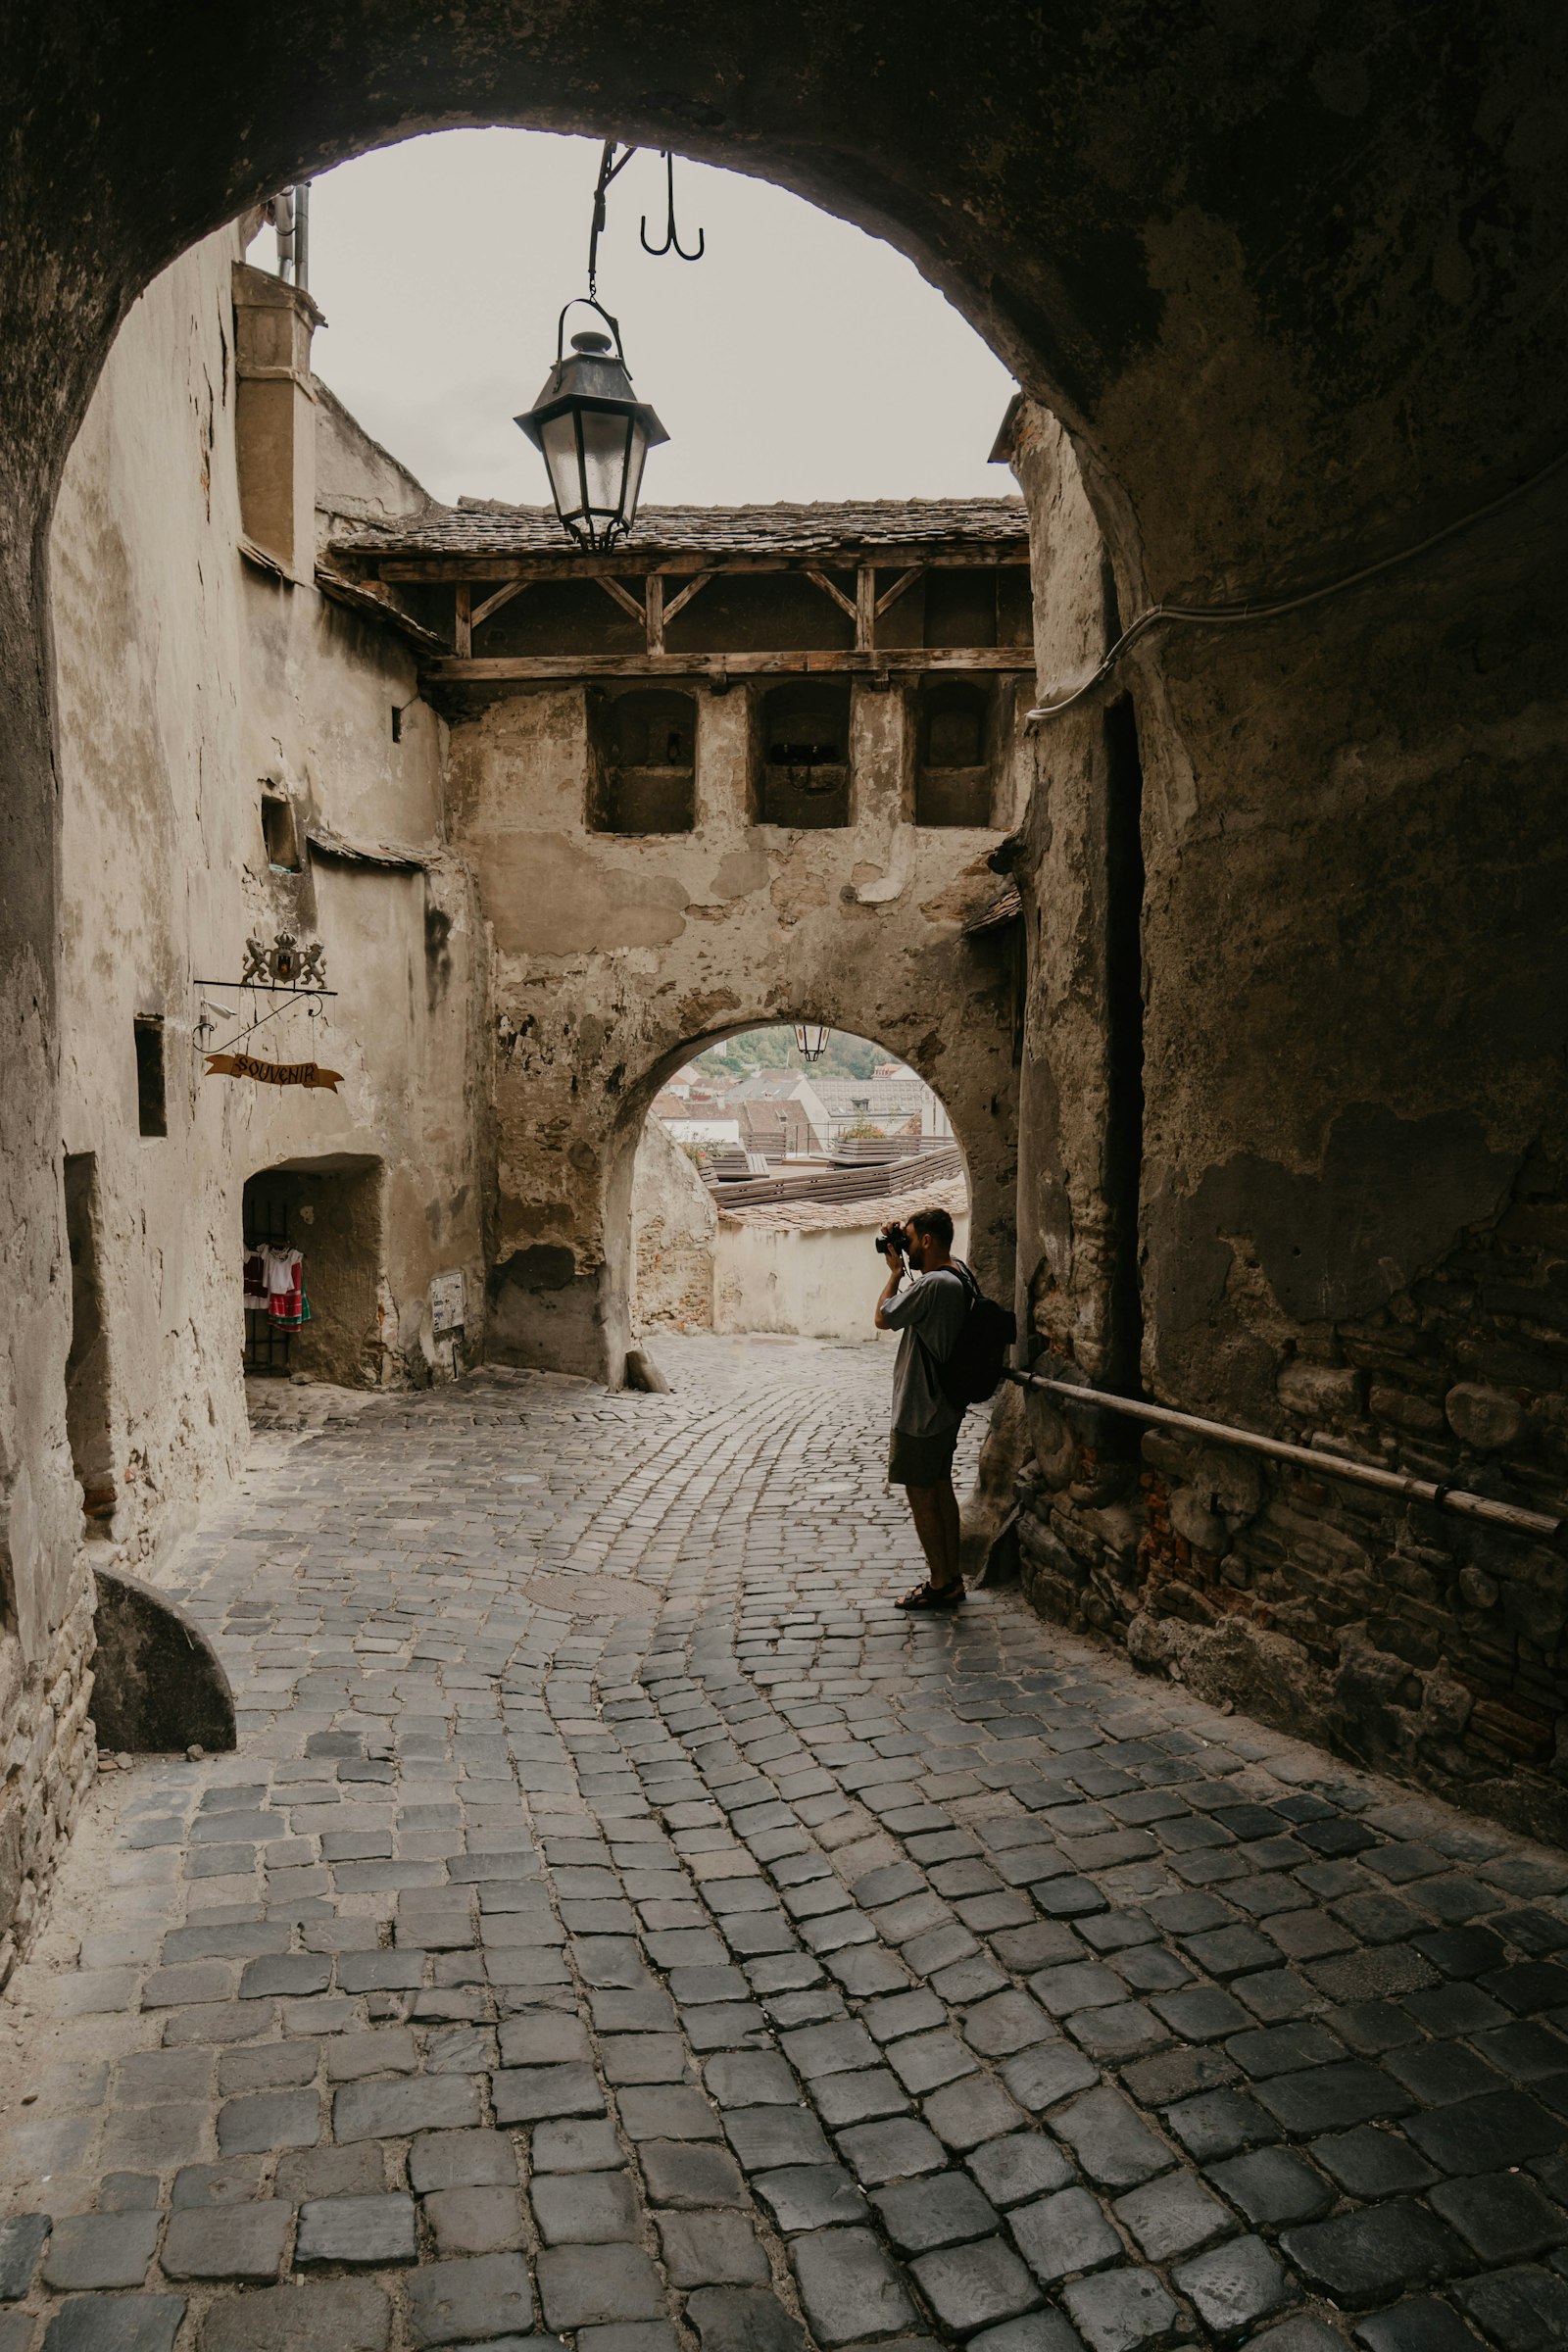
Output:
[877,1223,910,1258]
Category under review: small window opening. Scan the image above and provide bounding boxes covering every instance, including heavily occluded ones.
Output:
[133,1016,167,1138]
[261,790,301,870]
[914,678,994,826]
[64,1153,116,1532]
[589,688,697,833]
[758,681,852,827]
[391,704,404,743]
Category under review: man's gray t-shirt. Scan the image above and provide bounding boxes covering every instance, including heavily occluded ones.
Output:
[881,1265,970,1436]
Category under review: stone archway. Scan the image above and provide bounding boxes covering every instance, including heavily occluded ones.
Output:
[608,1013,1009,1372]
[491,945,1018,1387]
[5,0,1568,1940]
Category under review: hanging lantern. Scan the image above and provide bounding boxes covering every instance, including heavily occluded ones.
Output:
[793,1022,831,1061]
[516,301,667,552]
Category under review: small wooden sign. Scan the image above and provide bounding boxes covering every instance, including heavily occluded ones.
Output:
[205,1053,344,1092]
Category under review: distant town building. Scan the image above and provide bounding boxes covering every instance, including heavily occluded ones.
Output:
[663,1118,743,1150]
[808,1073,954,1142]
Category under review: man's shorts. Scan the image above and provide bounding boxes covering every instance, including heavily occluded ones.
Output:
[888,1426,959,1488]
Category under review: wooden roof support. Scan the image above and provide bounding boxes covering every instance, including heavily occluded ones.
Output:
[471,579,535,630]
[875,565,925,617]
[369,546,1031,583]
[805,568,857,623]
[597,576,647,624]
[662,571,712,624]
[856,566,875,653]
[454,583,470,658]
[422,647,1037,683]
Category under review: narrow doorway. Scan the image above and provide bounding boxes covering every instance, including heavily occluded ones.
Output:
[64,1152,116,1530]
[242,1157,384,1386]
[242,1180,295,1376]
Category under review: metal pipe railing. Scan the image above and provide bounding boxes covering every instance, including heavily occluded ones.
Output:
[1004,1367,1563,1543]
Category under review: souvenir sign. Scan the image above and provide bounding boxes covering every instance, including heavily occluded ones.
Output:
[194,931,339,1097]
[204,1054,343,1090]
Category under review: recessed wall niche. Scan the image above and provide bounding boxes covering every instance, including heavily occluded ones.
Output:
[588,686,697,833]
[913,676,995,826]
[756,679,852,828]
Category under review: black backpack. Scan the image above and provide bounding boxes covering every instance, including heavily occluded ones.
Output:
[923,1262,1017,1408]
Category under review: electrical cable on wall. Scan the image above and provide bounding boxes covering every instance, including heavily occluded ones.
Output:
[1026,445,1568,724]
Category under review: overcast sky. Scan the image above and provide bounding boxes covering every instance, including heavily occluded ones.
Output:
[260,131,1017,511]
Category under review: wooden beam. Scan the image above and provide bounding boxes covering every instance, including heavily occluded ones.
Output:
[805,568,857,622]
[661,571,711,625]
[420,648,1037,683]
[597,577,646,624]
[644,572,664,656]
[875,565,924,617]
[471,580,534,630]
[856,566,875,653]
[454,583,471,659]
[370,546,1031,584]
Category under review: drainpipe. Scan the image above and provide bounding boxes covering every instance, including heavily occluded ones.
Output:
[271,187,295,280]
[293,181,311,292]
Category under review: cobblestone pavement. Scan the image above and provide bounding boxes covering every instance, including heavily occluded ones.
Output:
[3,1333,1568,2352]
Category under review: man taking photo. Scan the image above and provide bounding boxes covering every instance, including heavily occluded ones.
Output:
[875,1205,971,1610]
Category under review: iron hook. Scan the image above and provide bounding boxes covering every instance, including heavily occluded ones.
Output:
[641,150,705,262]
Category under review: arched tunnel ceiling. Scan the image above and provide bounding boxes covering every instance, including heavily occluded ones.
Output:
[4,0,1568,591]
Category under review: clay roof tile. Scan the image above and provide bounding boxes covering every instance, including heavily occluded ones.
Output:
[329,495,1028,563]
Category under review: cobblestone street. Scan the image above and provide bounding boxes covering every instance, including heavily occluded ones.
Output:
[2,1334,1567,2352]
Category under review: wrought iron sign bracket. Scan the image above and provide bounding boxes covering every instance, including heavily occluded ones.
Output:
[192,931,334,1059]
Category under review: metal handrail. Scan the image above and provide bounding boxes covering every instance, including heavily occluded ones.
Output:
[1004,1367,1563,1544]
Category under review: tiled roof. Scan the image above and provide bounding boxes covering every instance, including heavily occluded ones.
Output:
[719,1175,968,1233]
[963,881,1023,934]
[330,496,1028,563]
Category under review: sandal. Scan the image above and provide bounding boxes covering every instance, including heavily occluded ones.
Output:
[896,1578,965,1611]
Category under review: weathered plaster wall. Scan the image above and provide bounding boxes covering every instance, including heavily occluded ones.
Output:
[714,1207,973,1344]
[1,222,488,1972]
[630,1118,716,1332]
[447,673,1022,1386]
[1010,400,1568,1842]
[53,223,485,1566]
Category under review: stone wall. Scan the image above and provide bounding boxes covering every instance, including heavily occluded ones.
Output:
[0,1582,96,1992]
[1007,400,1568,1844]
[2,0,1565,1977]
[630,1118,716,1331]
[447,664,1022,1388]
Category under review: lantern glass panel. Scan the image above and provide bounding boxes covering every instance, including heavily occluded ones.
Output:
[539,412,585,524]
[620,425,650,529]
[579,408,632,519]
